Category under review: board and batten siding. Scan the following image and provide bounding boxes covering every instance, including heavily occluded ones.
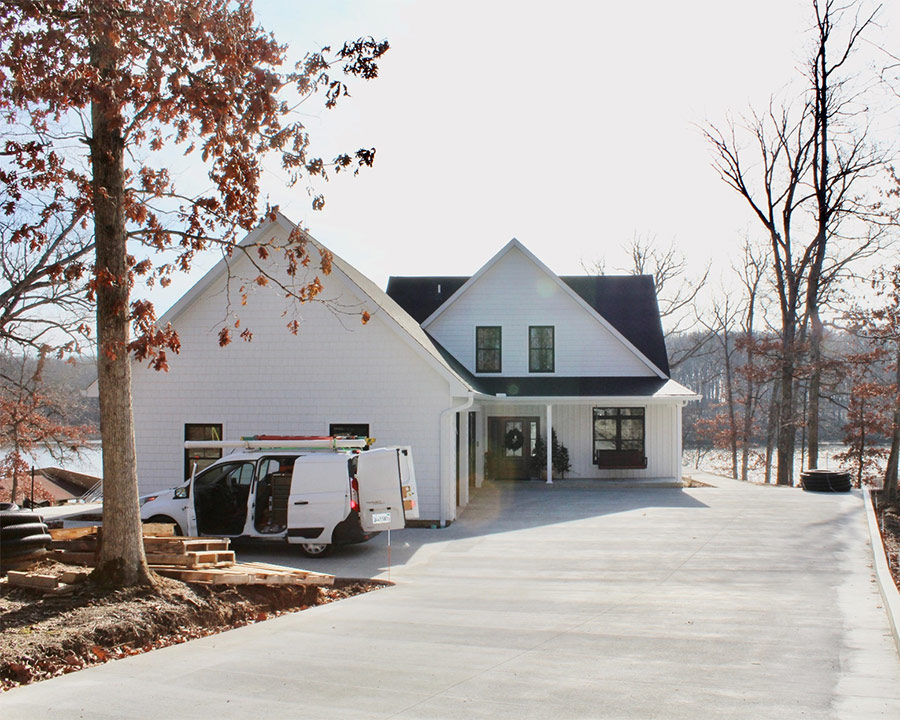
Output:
[131,249,454,521]
[426,246,656,378]
[483,403,680,480]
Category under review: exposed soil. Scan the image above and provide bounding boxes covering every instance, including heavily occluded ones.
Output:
[875,501,900,593]
[0,560,385,691]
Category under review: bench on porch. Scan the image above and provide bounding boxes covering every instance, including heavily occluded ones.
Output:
[594,450,647,469]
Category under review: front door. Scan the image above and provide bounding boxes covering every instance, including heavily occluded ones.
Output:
[488,416,539,480]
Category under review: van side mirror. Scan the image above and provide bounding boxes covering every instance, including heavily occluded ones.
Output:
[174,486,189,499]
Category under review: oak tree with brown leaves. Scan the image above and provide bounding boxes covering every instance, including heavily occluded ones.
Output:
[0,0,387,586]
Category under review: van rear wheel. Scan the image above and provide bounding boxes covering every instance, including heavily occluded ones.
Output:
[298,542,330,558]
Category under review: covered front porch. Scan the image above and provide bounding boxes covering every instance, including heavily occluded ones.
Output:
[448,386,698,517]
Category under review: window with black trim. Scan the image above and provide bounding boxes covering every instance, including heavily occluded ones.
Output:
[529,326,554,373]
[329,423,370,438]
[592,408,646,468]
[476,326,502,373]
[184,423,223,479]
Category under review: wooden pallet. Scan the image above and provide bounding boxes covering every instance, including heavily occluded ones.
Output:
[36,524,333,587]
[153,562,334,587]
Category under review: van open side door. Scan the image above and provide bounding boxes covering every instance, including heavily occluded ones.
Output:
[356,448,408,532]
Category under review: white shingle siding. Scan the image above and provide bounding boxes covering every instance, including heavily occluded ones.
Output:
[426,247,655,378]
[132,250,453,521]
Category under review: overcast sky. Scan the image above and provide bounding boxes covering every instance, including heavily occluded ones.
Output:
[149,0,900,315]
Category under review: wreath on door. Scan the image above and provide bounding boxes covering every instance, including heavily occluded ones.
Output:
[504,427,525,452]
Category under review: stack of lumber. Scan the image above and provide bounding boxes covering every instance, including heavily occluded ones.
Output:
[44,524,333,587]
[5,567,90,593]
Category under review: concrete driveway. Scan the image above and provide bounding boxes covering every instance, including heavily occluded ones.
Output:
[3,475,900,719]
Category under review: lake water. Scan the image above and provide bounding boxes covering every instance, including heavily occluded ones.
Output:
[684,444,865,485]
[2,442,103,478]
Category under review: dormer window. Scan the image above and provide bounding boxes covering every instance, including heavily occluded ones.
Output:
[529,326,554,373]
[476,326,502,373]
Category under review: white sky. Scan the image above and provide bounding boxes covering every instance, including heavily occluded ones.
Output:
[146,0,900,316]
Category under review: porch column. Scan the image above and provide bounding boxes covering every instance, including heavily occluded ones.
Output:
[676,402,684,483]
[546,403,553,484]
[459,410,470,507]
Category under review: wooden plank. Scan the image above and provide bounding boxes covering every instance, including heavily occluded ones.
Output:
[49,550,97,565]
[153,567,252,584]
[48,526,98,541]
[59,570,91,584]
[144,551,235,567]
[7,571,59,590]
[50,539,98,551]
[141,523,176,536]
[143,537,229,552]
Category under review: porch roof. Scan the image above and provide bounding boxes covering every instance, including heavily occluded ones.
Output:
[426,333,697,401]
[473,376,698,401]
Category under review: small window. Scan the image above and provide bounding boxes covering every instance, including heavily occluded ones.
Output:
[184,423,222,479]
[529,326,554,373]
[476,326,502,373]
[329,423,370,438]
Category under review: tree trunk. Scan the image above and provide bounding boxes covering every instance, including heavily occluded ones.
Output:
[806,299,824,471]
[90,28,152,587]
[740,343,755,483]
[723,335,738,479]
[775,329,797,486]
[765,378,780,485]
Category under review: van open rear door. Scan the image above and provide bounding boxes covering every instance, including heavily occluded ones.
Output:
[356,447,415,532]
[396,446,419,521]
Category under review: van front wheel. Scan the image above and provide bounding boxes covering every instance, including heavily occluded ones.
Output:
[298,542,330,558]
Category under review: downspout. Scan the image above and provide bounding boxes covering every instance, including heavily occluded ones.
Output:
[439,392,474,527]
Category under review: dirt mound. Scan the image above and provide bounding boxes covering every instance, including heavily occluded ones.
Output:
[1,560,383,690]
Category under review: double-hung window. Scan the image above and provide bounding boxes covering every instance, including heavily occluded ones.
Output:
[476,326,502,373]
[592,408,646,468]
[529,326,554,373]
[184,423,223,479]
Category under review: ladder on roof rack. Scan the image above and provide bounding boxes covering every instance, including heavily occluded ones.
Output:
[183,435,373,451]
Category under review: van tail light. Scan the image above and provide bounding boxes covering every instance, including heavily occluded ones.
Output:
[350,477,360,512]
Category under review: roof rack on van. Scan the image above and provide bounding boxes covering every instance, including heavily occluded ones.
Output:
[183,435,374,451]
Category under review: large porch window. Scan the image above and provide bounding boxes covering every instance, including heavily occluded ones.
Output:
[592,407,647,468]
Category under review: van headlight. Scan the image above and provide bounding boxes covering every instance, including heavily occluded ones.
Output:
[139,495,158,506]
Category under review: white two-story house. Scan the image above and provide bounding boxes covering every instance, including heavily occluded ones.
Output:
[131,213,698,525]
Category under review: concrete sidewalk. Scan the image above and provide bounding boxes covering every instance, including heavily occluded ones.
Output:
[3,475,899,718]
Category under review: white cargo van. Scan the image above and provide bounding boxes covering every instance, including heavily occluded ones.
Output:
[139,437,418,556]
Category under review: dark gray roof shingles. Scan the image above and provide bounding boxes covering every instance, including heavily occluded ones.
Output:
[386,274,670,377]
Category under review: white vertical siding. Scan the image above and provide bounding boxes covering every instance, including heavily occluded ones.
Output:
[427,247,656,377]
[132,251,454,521]
[480,402,680,480]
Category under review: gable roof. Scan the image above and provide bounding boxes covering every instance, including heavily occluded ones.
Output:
[158,213,477,396]
[387,272,671,377]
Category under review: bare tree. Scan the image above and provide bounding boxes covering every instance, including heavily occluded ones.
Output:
[584,233,711,368]
[734,238,770,482]
[698,291,742,478]
[704,0,889,485]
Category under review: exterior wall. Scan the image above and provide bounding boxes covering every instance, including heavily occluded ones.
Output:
[131,248,454,521]
[427,247,655,377]
[481,402,680,480]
